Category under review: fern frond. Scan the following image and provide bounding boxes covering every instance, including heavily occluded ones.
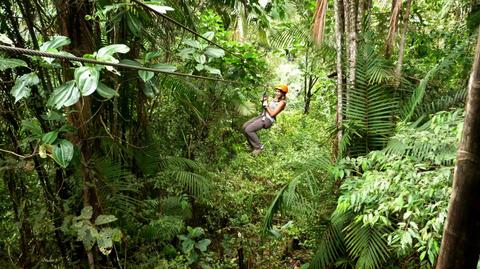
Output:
[171,171,210,198]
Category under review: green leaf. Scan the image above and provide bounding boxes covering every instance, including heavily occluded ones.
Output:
[178,48,195,59]
[41,131,59,144]
[97,228,121,255]
[204,65,221,75]
[189,227,204,238]
[204,47,225,58]
[77,224,98,251]
[96,82,118,99]
[0,33,13,45]
[74,67,99,96]
[40,36,71,51]
[0,58,28,71]
[139,70,154,82]
[126,12,142,36]
[51,139,74,168]
[47,81,80,109]
[194,54,206,64]
[202,32,215,41]
[144,4,174,14]
[183,39,202,49]
[151,63,177,72]
[10,73,40,102]
[95,215,118,225]
[195,64,204,71]
[195,239,211,252]
[78,206,94,220]
[97,44,130,58]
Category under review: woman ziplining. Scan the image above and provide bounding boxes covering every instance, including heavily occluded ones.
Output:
[242,84,288,156]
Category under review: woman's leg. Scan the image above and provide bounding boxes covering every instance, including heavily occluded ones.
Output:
[244,116,266,150]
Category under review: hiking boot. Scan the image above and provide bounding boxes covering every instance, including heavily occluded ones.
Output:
[252,148,262,156]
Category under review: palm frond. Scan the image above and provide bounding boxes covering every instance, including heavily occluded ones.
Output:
[344,220,390,269]
[413,87,467,118]
[310,211,352,269]
[171,171,210,198]
[270,23,310,49]
[344,43,397,156]
[400,40,470,121]
[141,215,184,242]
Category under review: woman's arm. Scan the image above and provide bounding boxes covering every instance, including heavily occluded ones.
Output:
[265,100,286,117]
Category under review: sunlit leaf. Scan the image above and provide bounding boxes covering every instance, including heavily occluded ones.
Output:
[47,81,81,109]
[97,44,130,58]
[95,215,118,225]
[51,139,74,168]
[204,47,225,58]
[0,58,28,71]
[40,35,71,51]
[10,73,40,103]
[75,67,99,96]
[202,31,215,41]
[151,63,177,72]
[41,131,59,144]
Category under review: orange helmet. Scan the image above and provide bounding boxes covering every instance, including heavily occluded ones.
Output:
[274,84,288,94]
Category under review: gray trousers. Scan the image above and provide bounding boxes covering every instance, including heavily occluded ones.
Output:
[242,115,273,150]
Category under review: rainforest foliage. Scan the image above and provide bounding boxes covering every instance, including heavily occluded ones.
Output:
[0,0,477,268]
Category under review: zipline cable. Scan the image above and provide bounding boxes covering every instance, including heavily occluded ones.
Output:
[131,0,245,61]
[0,45,243,84]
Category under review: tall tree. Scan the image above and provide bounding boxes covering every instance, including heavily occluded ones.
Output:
[334,0,345,156]
[436,28,480,268]
[394,0,412,88]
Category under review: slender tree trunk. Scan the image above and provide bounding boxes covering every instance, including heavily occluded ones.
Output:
[385,0,402,58]
[344,0,357,125]
[334,0,345,157]
[394,0,412,88]
[436,28,480,269]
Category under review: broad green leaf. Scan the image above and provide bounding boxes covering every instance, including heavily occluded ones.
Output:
[204,65,221,75]
[204,47,225,58]
[145,51,162,61]
[77,224,98,251]
[78,206,93,220]
[195,64,204,71]
[126,12,142,36]
[40,36,70,51]
[95,215,118,225]
[41,131,59,144]
[48,81,80,109]
[202,31,215,41]
[143,81,155,98]
[139,70,154,82]
[97,44,130,58]
[194,54,206,64]
[195,239,211,252]
[183,39,201,49]
[0,33,13,45]
[10,73,40,102]
[74,67,99,96]
[51,139,74,168]
[97,228,120,255]
[119,59,141,66]
[0,58,28,71]
[189,227,204,238]
[145,4,174,14]
[96,82,118,99]
[179,48,195,59]
[151,63,177,72]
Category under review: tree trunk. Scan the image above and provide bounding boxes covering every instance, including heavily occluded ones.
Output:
[334,0,345,157]
[385,0,402,59]
[394,0,412,88]
[435,28,480,269]
[56,1,99,268]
